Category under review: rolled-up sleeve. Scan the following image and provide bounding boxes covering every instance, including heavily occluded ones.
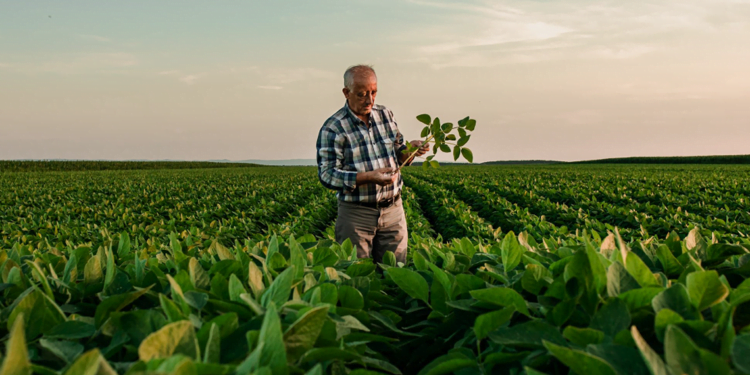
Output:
[317,125,357,193]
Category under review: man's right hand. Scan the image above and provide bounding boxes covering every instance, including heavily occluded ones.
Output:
[355,167,398,187]
[370,167,397,186]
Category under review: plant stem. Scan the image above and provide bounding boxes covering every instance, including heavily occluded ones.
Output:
[397,134,435,172]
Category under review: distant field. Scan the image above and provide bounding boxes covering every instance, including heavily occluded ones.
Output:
[2,163,749,374]
[572,154,750,164]
[0,160,264,173]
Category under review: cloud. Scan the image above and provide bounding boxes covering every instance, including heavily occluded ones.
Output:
[158,70,179,75]
[406,0,748,68]
[7,52,139,74]
[179,75,199,85]
[264,67,336,84]
[586,45,655,59]
[258,85,283,90]
[78,34,111,42]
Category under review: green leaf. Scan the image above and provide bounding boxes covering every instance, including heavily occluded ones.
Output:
[586,344,651,375]
[453,146,461,161]
[257,303,288,374]
[83,254,103,286]
[95,285,152,328]
[417,114,431,125]
[431,117,441,134]
[417,352,476,375]
[656,244,684,277]
[465,118,476,131]
[471,287,530,317]
[521,264,553,295]
[283,306,329,362]
[388,267,429,304]
[733,334,750,374]
[457,135,470,147]
[420,126,430,137]
[103,248,116,292]
[8,289,66,339]
[445,134,456,141]
[138,320,199,361]
[631,326,670,375]
[488,320,565,348]
[562,326,605,347]
[543,340,617,375]
[460,148,473,163]
[45,321,96,340]
[62,349,117,375]
[229,274,248,303]
[117,232,131,258]
[439,144,451,153]
[429,160,439,168]
[261,266,295,309]
[40,339,84,364]
[457,116,469,127]
[664,325,703,375]
[0,313,31,375]
[189,258,210,290]
[203,323,221,364]
[706,243,748,263]
[607,261,640,297]
[160,293,187,322]
[441,122,453,132]
[652,284,700,320]
[686,270,729,311]
[501,233,524,273]
[625,251,660,288]
[618,287,664,311]
[589,298,630,338]
[654,309,684,342]
[300,348,361,363]
[338,285,365,310]
[474,306,515,340]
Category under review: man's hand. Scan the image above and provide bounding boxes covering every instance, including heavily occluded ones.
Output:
[357,167,398,187]
[370,167,398,186]
[410,140,430,157]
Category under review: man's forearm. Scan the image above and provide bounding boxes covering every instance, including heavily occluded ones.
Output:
[356,171,374,185]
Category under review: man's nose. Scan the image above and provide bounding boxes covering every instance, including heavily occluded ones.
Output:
[365,93,373,104]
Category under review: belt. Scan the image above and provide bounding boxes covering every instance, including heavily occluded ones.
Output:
[352,194,401,209]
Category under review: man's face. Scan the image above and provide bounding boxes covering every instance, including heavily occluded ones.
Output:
[343,73,377,118]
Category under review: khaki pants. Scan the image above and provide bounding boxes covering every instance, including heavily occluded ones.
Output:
[335,198,408,264]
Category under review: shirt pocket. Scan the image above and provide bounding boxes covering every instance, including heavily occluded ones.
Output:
[347,137,369,170]
[379,138,397,168]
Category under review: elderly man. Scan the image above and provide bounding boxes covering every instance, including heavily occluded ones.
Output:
[316,65,429,264]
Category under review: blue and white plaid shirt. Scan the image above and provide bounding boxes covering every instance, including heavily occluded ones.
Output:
[317,102,409,203]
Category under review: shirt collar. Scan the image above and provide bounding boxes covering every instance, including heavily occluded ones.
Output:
[344,101,368,127]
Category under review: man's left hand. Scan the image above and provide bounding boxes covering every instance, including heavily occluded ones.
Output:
[410,140,430,157]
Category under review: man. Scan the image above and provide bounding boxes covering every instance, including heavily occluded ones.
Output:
[316,65,429,264]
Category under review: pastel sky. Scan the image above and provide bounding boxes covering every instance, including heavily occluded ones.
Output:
[1,0,749,162]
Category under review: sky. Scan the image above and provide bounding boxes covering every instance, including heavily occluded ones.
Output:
[1,0,749,163]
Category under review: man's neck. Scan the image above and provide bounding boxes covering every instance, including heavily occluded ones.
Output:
[357,114,370,126]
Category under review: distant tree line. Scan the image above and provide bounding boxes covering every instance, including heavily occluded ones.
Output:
[573,155,750,164]
[0,160,266,173]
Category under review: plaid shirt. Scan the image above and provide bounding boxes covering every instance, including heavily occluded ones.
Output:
[317,102,409,203]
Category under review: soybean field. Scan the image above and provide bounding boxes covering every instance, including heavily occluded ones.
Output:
[2,163,750,375]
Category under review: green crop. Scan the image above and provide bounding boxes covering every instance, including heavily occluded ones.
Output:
[0,164,749,374]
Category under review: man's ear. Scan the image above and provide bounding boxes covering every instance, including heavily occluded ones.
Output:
[342,87,350,99]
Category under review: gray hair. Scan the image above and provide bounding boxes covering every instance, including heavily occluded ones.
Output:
[344,65,376,89]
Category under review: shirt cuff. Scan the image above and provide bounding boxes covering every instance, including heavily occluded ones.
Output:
[342,170,357,192]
